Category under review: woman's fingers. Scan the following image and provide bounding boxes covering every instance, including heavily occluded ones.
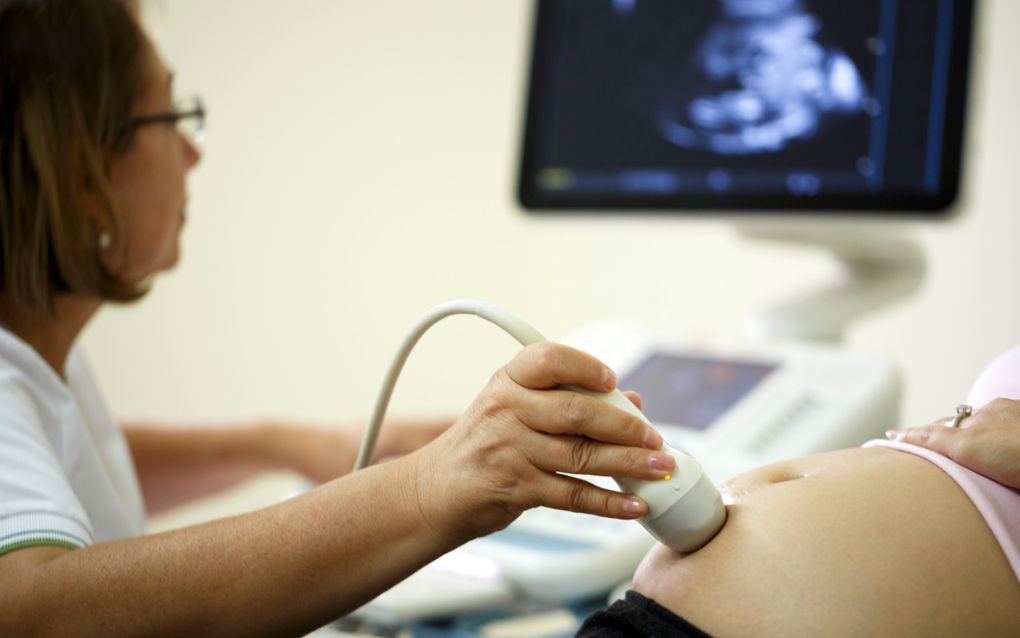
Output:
[890,423,1020,489]
[888,399,1020,489]
[504,342,617,393]
[525,432,675,480]
[887,423,965,458]
[515,388,660,449]
[531,473,649,519]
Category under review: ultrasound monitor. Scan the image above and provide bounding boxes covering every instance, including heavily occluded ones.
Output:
[518,0,975,213]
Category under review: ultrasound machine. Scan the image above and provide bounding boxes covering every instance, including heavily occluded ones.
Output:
[335,1,976,636]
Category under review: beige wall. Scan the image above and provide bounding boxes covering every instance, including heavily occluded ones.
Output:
[84,1,1019,470]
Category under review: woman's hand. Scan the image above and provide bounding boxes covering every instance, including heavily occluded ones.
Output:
[888,398,1020,489]
[410,342,672,544]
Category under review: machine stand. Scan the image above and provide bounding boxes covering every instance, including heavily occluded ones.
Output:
[739,221,926,343]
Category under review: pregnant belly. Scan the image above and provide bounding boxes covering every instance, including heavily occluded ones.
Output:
[632,447,1020,637]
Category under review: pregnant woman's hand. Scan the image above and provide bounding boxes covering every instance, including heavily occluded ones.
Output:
[889,398,1020,489]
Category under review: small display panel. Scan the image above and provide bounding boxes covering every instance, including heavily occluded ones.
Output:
[620,352,777,429]
[519,0,975,212]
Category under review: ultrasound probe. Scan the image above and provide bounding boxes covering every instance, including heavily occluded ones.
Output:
[354,300,727,553]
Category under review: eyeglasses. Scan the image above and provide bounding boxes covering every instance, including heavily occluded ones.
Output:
[129,95,206,144]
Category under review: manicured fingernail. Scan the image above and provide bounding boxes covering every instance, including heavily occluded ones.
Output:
[643,428,663,450]
[622,497,646,518]
[648,452,675,472]
[885,430,902,441]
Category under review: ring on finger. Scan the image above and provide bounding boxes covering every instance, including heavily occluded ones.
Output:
[945,404,973,428]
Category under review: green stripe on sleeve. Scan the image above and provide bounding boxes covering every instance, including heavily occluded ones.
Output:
[0,538,80,556]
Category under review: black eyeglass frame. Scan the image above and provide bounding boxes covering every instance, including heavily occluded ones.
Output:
[127,96,206,143]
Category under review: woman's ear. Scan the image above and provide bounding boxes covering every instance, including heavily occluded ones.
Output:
[72,144,124,277]
[76,163,110,244]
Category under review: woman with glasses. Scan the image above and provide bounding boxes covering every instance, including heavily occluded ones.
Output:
[0,1,668,634]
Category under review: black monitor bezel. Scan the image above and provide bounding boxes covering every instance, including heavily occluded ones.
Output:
[517,0,976,215]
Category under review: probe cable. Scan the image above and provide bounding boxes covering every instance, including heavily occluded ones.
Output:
[354,300,546,471]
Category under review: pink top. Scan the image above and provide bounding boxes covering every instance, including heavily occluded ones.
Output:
[865,345,1020,583]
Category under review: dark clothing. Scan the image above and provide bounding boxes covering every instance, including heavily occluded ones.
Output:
[575,590,713,637]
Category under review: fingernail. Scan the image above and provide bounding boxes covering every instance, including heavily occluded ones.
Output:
[648,452,676,472]
[603,368,617,390]
[885,430,902,441]
[643,428,663,450]
[622,497,646,518]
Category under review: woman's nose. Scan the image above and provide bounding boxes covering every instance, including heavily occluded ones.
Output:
[181,132,202,169]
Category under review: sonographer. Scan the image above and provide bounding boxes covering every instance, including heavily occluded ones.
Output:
[0,2,674,635]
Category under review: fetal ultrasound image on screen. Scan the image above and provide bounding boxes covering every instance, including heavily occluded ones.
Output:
[521,0,971,210]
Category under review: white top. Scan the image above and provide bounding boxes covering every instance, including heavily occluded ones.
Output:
[0,326,145,555]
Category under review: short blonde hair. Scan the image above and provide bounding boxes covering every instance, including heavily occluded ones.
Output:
[0,0,150,317]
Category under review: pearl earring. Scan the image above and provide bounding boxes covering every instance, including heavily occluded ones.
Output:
[98,232,112,250]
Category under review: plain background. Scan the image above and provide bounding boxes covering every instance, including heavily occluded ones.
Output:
[81,1,1019,524]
